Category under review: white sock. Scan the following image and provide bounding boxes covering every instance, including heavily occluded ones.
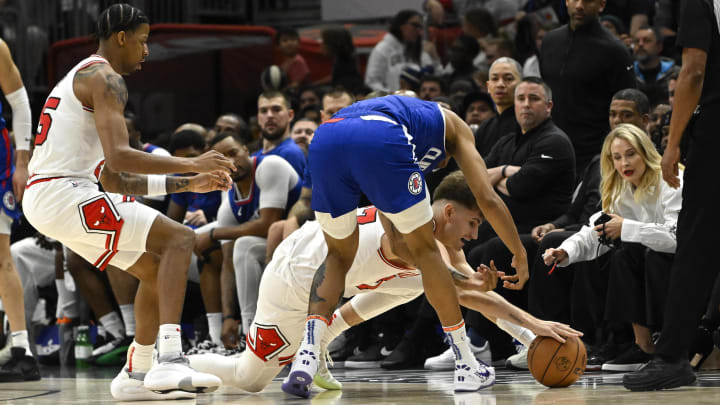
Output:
[496,319,537,347]
[11,330,32,356]
[207,313,222,345]
[55,279,79,319]
[157,324,183,358]
[297,316,329,358]
[321,309,350,349]
[443,320,479,368]
[119,304,136,337]
[99,311,125,339]
[126,340,154,373]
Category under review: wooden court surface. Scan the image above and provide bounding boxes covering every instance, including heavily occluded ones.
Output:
[2,367,720,404]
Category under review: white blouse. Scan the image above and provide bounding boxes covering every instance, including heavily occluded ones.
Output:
[557,172,683,266]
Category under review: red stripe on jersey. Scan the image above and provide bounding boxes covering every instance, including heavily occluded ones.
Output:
[377,247,415,271]
[77,60,107,72]
[94,160,105,181]
[25,176,64,189]
[2,128,10,180]
[322,117,345,124]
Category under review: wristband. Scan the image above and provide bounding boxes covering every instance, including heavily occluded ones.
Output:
[147,174,167,196]
[502,165,508,177]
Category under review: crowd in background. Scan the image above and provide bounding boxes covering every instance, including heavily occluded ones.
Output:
[3,0,717,379]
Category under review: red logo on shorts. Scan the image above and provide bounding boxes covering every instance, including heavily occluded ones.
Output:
[246,324,290,362]
[408,172,423,195]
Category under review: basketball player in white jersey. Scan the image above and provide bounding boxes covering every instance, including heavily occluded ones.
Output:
[22,4,234,401]
[189,172,581,394]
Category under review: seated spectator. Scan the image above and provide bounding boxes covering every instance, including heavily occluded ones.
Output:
[193,132,301,344]
[544,124,682,372]
[474,57,522,157]
[365,9,438,92]
[290,118,317,155]
[461,77,576,364]
[527,89,650,370]
[460,7,499,71]
[448,78,477,112]
[632,26,678,106]
[600,14,631,49]
[277,27,309,90]
[298,86,322,112]
[419,75,447,101]
[462,91,495,129]
[319,27,364,93]
[440,35,481,84]
[399,65,423,93]
[471,77,576,243]
[483,36,514,68]
[648,103,671,142]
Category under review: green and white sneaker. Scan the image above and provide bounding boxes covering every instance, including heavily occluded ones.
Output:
[313,349,342,390]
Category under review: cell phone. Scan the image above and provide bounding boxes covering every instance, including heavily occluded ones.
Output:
[594,212,612,226]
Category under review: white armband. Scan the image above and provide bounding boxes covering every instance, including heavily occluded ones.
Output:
[5,87,31,151]
[147,175,167,196]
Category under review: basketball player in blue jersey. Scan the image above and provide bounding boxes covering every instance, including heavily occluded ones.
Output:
[283,95,529,396]
[0,37,40,382]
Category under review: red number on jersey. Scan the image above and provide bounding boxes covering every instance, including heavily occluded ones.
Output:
[357,206,378,224]
[35,97,61,146]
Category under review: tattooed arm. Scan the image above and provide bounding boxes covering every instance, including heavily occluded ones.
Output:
[73,63,234,175]
[100,165,231,195]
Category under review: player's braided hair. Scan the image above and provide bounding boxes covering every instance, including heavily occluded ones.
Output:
[96,3,149,40]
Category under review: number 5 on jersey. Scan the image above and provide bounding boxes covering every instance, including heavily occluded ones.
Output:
[35,97,61,146]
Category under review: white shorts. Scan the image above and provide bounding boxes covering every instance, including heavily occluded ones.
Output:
[23,178,159,271]
[0,209,12,235]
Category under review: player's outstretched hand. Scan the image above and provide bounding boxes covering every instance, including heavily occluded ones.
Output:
[191,150,236,174]
[189,171,233,193]
[503,254,529,290]
[531,320,583,344]
[469,260,503,292]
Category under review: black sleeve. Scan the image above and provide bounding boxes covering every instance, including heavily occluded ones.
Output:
[505,132,575,200]
[677,0,712,52]
[607,43,637,93]
[482,135,503,168]
[551,157,601,229]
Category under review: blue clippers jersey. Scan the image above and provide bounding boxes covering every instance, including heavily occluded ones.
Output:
[0,104,12,182]
[252,137,306,179]
[170,190,222,228]
[227,155,302,224]
[333,95,447,173]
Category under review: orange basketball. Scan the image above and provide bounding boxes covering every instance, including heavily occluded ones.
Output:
[527,335,586,388]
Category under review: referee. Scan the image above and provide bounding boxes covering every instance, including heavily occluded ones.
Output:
[624,0,720,391]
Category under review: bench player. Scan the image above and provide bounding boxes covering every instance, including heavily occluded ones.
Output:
[22,4,234,401]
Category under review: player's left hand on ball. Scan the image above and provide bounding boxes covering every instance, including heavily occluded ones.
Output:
[503,254,529,290]
[533,320,583,344]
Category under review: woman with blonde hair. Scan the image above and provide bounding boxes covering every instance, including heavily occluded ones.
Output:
[544,123,683,372]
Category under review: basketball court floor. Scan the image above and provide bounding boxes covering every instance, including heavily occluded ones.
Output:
[2,366,720,404]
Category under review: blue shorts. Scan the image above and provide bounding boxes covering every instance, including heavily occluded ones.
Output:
[309,115,428,219]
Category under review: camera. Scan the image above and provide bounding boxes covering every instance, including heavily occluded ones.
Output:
[594,212,619,248]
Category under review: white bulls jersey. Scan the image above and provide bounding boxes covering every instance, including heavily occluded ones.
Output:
[271,206,423,298]
[28,55,109,182]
